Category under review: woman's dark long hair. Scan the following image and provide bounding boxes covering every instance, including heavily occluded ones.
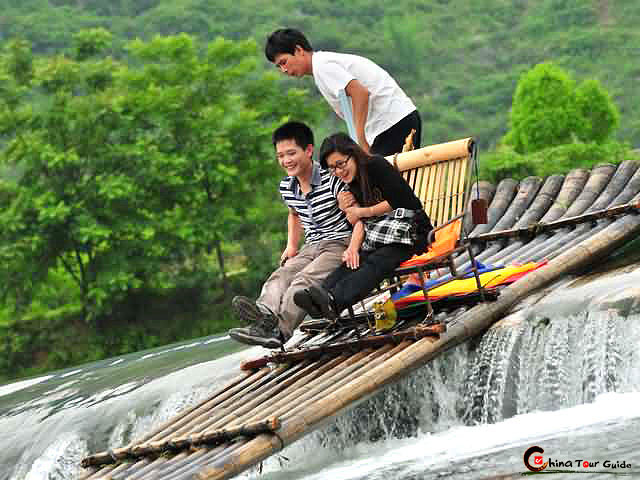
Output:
[319,133,377,207]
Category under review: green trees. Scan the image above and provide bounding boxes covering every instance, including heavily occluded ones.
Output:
[479,63,630,183]
[504,63,620,154]
[0,30,320,323]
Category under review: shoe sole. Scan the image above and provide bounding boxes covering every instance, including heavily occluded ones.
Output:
[231,296,262,325]
[228,328,282,349]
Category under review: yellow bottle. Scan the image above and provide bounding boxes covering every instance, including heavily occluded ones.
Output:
[373,298,397,332]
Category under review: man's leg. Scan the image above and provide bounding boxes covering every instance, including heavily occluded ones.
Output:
[279,238,349,338]
[370,110,422,157]
[255,243,320,317]
[228,244,320,348]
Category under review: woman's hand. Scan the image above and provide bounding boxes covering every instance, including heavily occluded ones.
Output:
[342,245,360,269]
[280,245,298,266]
[344,206,365,225]
[338,191,356,211]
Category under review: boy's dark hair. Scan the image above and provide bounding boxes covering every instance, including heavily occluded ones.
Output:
[272,121,314,150]
[265,28,313,62]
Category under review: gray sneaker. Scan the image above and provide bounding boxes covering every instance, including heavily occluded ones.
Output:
[228,323,283,349]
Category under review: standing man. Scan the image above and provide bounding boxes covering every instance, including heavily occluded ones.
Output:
[228,121,362,349]
[265,28,422,157]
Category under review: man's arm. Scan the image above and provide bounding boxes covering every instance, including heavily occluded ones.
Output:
[345,79,371,153]
[281,208,303,265]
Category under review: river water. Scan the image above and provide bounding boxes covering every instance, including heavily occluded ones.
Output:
[1,263,640,480]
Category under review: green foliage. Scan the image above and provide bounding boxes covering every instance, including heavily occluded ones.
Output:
[72,27,113,60]
[0,31,321,326]
[505,63,621,154]
[506,63,578,153]
[1,0,638,149]
[480,142,635,184]
[574,79,620,144]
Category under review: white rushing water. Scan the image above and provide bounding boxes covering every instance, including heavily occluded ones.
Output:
[1,264,640,479]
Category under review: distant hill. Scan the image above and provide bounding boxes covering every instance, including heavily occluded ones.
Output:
[2,0,638,149]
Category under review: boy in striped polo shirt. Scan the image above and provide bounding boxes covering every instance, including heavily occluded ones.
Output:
[228,121,362,348]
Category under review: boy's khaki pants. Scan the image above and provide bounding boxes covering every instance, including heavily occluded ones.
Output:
[257,237,350,339]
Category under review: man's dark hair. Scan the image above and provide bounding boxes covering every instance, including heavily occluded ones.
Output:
[272,121,314,150]
[265,28,313,62]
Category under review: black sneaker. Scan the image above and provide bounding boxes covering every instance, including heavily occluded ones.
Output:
[228,324,283,349]
[307,286,338,321]
[293,289,324,318]
[231,296,262,325]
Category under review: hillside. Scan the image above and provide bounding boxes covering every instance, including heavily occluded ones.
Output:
[1,0,638,150]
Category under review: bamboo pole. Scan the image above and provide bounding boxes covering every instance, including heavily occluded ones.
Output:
[492,176,542,232]
[384,138,473,172]
[240,324,444,370]
[180,359,336,434]
[238,349,387,425]
[155,446,244,480]
[588,160,639,212]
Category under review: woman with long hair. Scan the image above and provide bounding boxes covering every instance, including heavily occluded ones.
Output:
[293,132,433,320]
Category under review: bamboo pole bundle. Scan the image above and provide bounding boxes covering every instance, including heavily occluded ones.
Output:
[470,201,640,243]
[467,175,566,267]
[491,176,543,232]
[196,210,640,480]
[513,175,564,227]
[563,164,616,217]
[152,361,308,441]
[138,368,287,445]
[81,418,280,468]
[539,169,590,223]
[469,178,518,236]
[133,369,262,445]
[588,160,639,212]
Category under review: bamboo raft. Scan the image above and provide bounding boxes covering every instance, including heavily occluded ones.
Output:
[79,146,640,480]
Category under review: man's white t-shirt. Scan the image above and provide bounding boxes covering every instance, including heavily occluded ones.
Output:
[311,51,416,145]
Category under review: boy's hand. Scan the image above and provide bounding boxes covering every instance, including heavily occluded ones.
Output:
[342,246,360,269]
[338,191,356,211]
[280,246,298,266]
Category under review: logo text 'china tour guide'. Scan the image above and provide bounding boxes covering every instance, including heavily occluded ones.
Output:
[523,446,633,475]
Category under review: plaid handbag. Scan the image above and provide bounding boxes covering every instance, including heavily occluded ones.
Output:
[362,208,421,251]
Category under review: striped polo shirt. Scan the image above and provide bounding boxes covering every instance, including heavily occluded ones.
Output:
[279,162,352,244]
